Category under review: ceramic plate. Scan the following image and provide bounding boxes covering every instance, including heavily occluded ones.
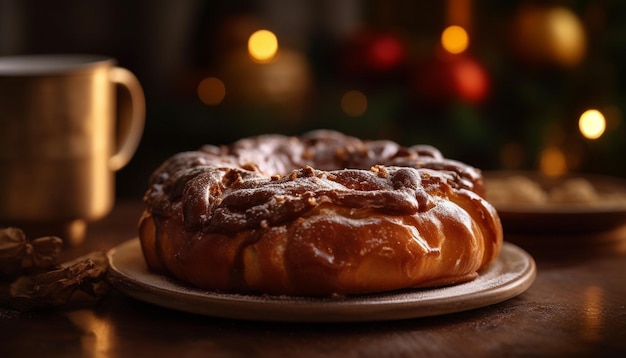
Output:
[485,171,626,233]
[106,239,535,322]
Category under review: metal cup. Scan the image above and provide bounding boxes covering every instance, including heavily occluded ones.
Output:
[0,55,145,245]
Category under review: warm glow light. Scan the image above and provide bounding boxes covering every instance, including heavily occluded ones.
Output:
[441,25,469,54]
[446,0,472,30]
[341,90,367,117]
[582,286,603,341]
[540,146,567,176]
[547,7,586,67]
[198,77,226,105]
[248,30,278,62]
[197,77,226,105]
[67,310,113,357]
[579,109,606,139]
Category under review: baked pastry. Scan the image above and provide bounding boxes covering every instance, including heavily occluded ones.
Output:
[139,130,503,296]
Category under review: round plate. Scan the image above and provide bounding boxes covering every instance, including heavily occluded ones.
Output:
[106,239,535,322]
[485,171,626,233]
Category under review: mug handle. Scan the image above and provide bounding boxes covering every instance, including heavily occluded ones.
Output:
[108,67,146,171]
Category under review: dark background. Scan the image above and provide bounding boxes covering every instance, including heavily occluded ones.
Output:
[1,0,625,199]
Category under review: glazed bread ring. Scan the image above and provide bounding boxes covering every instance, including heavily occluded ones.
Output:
[139,130,503,296]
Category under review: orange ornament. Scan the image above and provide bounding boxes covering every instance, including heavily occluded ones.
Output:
[511,5,587,67]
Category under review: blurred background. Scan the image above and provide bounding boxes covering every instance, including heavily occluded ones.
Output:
[1,0,625,199]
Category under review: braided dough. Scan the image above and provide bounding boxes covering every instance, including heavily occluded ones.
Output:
[139,130,502,296]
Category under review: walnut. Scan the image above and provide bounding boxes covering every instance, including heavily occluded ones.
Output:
[9,251,110,311]
[0,227,63,279]
[0,228,111,311]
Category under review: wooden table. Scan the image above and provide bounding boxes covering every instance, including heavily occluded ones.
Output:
[2,200,626,357]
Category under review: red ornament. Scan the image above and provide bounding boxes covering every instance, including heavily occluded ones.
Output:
[367,34,407,72]
[340,30,408,81]
[413,53,490,105]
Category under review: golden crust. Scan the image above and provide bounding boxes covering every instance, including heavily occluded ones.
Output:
[138,130,503,296]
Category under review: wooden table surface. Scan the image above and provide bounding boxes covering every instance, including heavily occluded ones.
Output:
[2,200,626,357]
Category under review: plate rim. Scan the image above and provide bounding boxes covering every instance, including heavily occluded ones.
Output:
[106,238,536,322]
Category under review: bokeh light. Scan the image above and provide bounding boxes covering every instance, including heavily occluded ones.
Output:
[341,90,368,117]
[248,29,279,63]
[579,109,606,139]
[546,7,587,67]
[540,146,567,176]
[197,77,226,105]
[369,34,406,70]
[441,25,469,54]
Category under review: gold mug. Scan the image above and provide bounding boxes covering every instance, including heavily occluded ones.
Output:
[0,55,145,244]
